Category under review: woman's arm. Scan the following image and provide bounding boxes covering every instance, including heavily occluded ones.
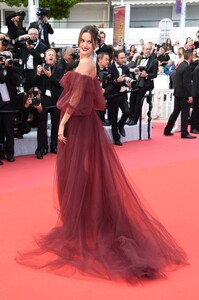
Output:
[58,112,71,144]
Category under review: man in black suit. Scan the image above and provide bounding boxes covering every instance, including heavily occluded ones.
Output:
[107,50,131,145]
[96,52,113,125]
[96,31,113,60]
[164,49,196,139]
[28,11,54,49]
[188,63,199,134]
[19,28,47,92]
[0,37,21,162]
[32,48,64,157]
[128,43,158,125]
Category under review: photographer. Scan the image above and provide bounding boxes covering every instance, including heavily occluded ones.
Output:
[6,11,27,40]
[96,52,113,125]
[108,50,132,145]
[28,9,54,49]
[0,36,21,162]
[19,87,47,159]
[127,43,158,126]
[18,28,47,92]
[32,48,63,155]
[56,46,79,75]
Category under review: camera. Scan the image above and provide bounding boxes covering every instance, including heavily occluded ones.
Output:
[0,38,10,47]
[29,87,42,106]
[17,10,26,21]
[27,38,37,45]
[37,7,50,19]
[71,51,79,60]
[31,97,41,106]
[43,63,50,71]
[137,66,147,72]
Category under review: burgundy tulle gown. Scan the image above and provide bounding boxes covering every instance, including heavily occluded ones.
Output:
[16,71,187,283]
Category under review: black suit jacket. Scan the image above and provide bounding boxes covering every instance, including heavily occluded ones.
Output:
[32,63,64,107]
[96,43,113,58]
[174,61,192,98]
[0,66,21,109]
[28,22,54,48]
[108,62,130,101]
[135,55,158,90]
[22,41,47,71]
[192,64,199,97]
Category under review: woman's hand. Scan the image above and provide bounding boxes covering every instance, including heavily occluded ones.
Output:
[58,124,68,144]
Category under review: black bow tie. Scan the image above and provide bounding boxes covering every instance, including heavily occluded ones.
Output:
[117,65,123,68]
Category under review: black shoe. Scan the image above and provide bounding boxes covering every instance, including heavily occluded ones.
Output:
[190,129,199,134]
[36,150,43,159]
[114,140,123,146]
[43,146,49,155]
[118,126,126,137]
[181,134,197,139]
[14,132,23,139]
[127,119,137,126]
[50,147,57,154]
[0,160,3,165]
[164,132,174,136]
[6,155,15,162]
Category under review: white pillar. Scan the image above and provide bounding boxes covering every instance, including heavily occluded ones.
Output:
[180,0,187,46]
[28,0,39,23]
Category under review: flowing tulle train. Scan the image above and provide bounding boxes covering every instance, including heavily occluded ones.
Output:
[16,72,188,284]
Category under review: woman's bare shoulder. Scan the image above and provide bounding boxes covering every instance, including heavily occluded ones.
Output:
[75,57,96,78]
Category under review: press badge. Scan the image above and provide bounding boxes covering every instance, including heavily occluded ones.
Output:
[45,89,51,97]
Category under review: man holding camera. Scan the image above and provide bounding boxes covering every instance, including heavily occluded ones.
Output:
[127,43,158,126]
[18,87,47,159]
[6,11,27,40]
[19,28,47,92]
[32,48,63,155]
[28,9,54,49]
[96,52,113,125]
[0,35,21,162]
[108,50,132,145]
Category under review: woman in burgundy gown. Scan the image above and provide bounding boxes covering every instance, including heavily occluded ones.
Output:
[16,26,187,283]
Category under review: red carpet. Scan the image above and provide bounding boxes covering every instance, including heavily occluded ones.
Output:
[0,122,199,300]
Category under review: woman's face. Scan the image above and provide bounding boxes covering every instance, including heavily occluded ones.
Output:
[79,32,95,57]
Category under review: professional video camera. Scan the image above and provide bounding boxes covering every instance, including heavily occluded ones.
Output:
[98,69,111,82]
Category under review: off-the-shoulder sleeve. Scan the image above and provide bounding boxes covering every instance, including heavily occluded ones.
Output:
[57,71,105,116]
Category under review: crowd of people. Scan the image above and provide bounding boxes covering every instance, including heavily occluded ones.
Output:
[1,9,199,166]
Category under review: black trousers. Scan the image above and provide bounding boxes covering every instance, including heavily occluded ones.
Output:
[42,106,60,149]
[0,104,15,157]
[129,87,148,123]
[108,97,130,142]
[164,96,191,136]
[190,97,199,130]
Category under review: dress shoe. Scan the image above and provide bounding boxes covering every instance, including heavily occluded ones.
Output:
[164,132,173,136]
[127,119,137,126]
[6,155,15,162]
[118,126,126,137]
[181,134,196,139]
[114,140,123,146]
[190,129,199,134]
[36,150,43,159]
[43,146,49,155]
[50,147,57,154]
[0,160,3,165]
